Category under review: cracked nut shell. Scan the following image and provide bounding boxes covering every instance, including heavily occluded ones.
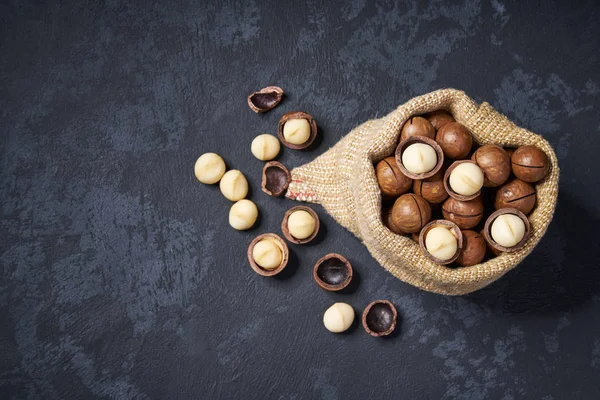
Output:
[419,219,463,265]
[483,208,530,253]
[247,233,289,276]
[247,86,284,113]
[281,206,320,244]
[277,111,317,150]
[313,253,353,291]
[261,161,291,197]
[362,300,397,337]
[395,136,444,180]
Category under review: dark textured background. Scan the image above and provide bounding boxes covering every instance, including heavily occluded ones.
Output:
[2,0,600,399]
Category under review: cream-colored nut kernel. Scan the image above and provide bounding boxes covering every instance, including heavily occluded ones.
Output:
[425,226,458,260]
[287,210,316,239]
[401,143,437,174]
[194,153,226,184]
[283,118,311,145]
[251,134,280,161]
[219,170,248,201]
[229,200,258,231]
[252,239,282,270]
[449,163,484,195]
[491,214,526,247]
[323,303,355,333]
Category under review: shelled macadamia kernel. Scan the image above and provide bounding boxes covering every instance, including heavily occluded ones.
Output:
[194,153,226,184]
[219,170,249,201]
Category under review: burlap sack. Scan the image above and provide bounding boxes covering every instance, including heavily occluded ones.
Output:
[285,89,559,295]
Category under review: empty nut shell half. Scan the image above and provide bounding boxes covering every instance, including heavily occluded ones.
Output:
[443,160,483,201]
[247,86,284,113]
[247,233,289,276]
[261,161,291,197]
[313,253,353,291]
[419,219,464,265]
[362,300,397,337]
[483,208,530,253]
[277,111,317,150]
[281,206,320,244]
[395,136,444,180]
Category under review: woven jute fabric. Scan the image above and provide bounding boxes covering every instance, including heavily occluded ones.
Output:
[285,89,559,295]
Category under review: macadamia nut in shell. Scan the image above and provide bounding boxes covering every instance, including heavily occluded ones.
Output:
[425,226,458,261]
[491,214,526,248]
[401,143,437,174]
[449,163,484,196]
[287,210,316,240]
[283,119,311,145]
[252,239,283,270]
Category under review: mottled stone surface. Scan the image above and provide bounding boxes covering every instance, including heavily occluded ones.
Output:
[1,1,600,399]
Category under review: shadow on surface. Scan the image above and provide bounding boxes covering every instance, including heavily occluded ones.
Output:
[466,192,600,314]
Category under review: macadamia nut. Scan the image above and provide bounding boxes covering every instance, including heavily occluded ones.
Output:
[491,214,525,247]
[252,239,283,270]
[251,134,280,161]
[425,226,458,261]
[229,199,258,230]
[401,143,437,174]
[323,303,354,333]
[449,163,484,196]
[283,118,311,145]
[219,170,248,201]
[287,210,316,239]
[194,153,226,184]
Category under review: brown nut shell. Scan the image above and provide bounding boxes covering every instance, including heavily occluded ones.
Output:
[281,206,320,244]
[471,144,511,187]
[390,193,432,234]
[481,227,503,257]
[424,110,455,131]
[261,161,291,197]
[247,86,284,113]
[382,208,406,235]
[419,220,463,265]
[395,136,445,180]
[483,208,531,253]
[277,111,317,150]
[435,122,473,159]
[494,179,537,215]
[362,300,397,337]
[511,145,550,183]
[455,230,486,267]
[376,157,413,197]
[313,253,353,291]
[400,116,436,141]
[441,196,484,229]
[247,233,289,276]
[443,160,482,201]
[412,169,449,204]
